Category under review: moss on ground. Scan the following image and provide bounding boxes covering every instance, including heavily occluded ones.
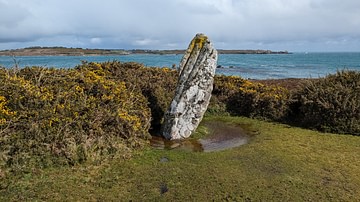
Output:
[1,116,359,201]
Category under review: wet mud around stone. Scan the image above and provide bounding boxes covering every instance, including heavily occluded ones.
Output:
[150,120,257,152]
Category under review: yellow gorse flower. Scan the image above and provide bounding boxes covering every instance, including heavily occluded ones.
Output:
[0,95,16,125]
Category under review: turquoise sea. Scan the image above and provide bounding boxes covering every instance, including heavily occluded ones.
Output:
[0,52,359,80]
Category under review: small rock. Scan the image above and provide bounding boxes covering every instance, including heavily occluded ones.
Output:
[169,142,181,149]
[160,183,169,194]
[160,157,169,163]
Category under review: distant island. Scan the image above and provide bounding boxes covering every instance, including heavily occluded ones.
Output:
[0,46,289,56]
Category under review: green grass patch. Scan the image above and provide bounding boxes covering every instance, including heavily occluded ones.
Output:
[1,116,359,201]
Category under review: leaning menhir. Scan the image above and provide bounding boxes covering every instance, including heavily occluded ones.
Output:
[162,33,218,140]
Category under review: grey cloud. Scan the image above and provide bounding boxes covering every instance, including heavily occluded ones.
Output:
[0,1,29,28]
[0,0,359,51]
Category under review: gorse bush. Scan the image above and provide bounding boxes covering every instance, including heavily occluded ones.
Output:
[76,61,178,132]
[0,65,151,173]
[213,75,290,120]
[0,61,294,174]
[293,70,360,135]
[1,60,358,175]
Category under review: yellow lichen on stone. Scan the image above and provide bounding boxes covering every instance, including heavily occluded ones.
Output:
[194,34,208,50]
[187,34,208,53]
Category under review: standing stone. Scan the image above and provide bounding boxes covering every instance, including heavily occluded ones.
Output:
[162,33,218,140]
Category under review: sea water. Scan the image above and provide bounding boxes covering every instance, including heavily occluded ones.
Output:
[0,52,359,80]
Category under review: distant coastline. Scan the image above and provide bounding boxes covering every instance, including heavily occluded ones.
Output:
[0,46,289,56]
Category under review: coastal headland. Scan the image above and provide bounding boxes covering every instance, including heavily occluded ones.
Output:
[0,46,289,56]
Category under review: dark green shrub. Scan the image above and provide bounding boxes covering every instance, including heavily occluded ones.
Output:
[293,70,360,135]
[212,75,290,120]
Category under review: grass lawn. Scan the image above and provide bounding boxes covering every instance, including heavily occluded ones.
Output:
[1,116,360,201]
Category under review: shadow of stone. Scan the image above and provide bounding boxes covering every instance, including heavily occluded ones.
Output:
[142,89,164,135]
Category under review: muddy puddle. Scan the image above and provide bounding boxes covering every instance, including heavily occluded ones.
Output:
[150,120,257,152]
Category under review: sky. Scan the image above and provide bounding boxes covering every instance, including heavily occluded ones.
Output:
[1,0,360,52]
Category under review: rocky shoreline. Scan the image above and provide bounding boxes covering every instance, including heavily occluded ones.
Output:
[0,47,289,56]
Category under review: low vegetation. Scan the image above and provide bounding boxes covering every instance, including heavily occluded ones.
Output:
[0,64,151,174]
[292,70,360,135]
[79,61,178,132]
[212,75,290,120]
[1,116,359,201]
[0,47,129,56]
[0,61,359,200]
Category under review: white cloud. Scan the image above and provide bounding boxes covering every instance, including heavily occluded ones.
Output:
[133,38,159,46]
[90,38,102,44]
